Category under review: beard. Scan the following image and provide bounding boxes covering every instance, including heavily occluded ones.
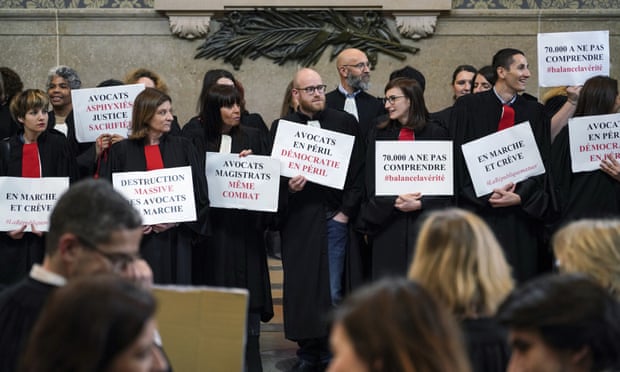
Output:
[346,73,370,91]
[298,97,325,115]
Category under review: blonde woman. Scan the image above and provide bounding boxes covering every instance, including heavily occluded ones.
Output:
[408,208,513,372]
[553,219,620,299]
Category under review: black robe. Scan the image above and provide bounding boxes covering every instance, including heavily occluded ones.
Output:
[101,134,210,284]
[0,277,56,372]
[461,317,510,372]
[551,124,620,229]
[451,90,553,283]
[0,131,78,287]
[270,108,364,340]
[357,120,453,279]
[182,117,273,321]
[325,89,385,142]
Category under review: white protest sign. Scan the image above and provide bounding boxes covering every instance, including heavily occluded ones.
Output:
[538,30,609,87]
[375,141,453,196]
[112,166,196,225]
[206,152,280,212]
[0,177,69,232]
[71,84,145,142]
[568,113,620,173]
[271,119,354,190]
[461,123,545,197]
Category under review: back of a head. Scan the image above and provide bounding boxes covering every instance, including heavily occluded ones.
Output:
[333,277,471,372]
[389,66,426,93]
[47,65,81,90]
[492,48,524,72]
[97,79,124,88]
[497,273,620,371]
[553,219,620,298]
[574,75,619,116]
[46,179,142,256]
[20,274,156,372]
[0,67,24,100]
[409,208,514,317]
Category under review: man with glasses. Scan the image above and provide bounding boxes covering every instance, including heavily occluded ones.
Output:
[326,48,385,142]
[271,68,364,372]
[0,179,168,371]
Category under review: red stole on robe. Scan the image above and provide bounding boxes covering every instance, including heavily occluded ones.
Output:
[22,143,41,178]
[398,127,415,141]
[144,144,164,170]
[497,104,515,131]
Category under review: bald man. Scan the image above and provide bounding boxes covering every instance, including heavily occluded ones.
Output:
[325,48,385,141]
[271,68,364,371]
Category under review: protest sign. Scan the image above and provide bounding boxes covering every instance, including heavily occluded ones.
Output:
[461,123,545,197]
[112,166,196,225]
[375,140,453,196]
[71,84,145,142]
[206,152,280,212]
[0,177,69,232]
[271,119,354,190]
[568,112,620,173]
[538,30,609,87]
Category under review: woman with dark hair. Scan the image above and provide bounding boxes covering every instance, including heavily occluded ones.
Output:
[182,84,272,372]
[0,89,77,287]
[102,88,210,285]
[450,64,477,100]
[472,65,496,94]
[20,274,159,372]
[198,69,269,138]
[551,75,620,229]
[328,277,471,372]
[356,78,451,280]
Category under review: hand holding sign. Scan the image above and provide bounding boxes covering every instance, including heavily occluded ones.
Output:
[600,154,620,182]
[394,192,422,212]
[288,175,307,193]
[488,182,521,208]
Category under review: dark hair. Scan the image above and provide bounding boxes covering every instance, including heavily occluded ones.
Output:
[197,69,246,112]
[473,65,497,88]
[280,80,296,117]
[47,65,81,90]
[20,274,156,372]
[46,179,142,255]
[451,65,477,85]
[96,79,124,88]
[332,278,471,372]
[199,84,242,151]
[0,67,23,102]
[492,48,525,72]
[379,77,429,131]
[575,75,619,117]
[389,66,426,92]
[9,89,49,123]
[129,87,172,140]
[497,274,620,371]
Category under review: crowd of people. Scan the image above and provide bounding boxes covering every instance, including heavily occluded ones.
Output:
[1,44,620,371]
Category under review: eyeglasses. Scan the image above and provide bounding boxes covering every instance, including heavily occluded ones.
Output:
[382,95,406,105]
[76,234,139,273]
[294,85,327,95]
[341,62,372,70]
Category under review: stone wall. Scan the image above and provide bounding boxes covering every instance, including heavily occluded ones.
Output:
[0,7,619,126]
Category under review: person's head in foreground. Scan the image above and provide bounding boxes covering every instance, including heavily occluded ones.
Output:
[327,277,471,372]
[409,208,514,318]
[20,274,158,372]
[497,273,620,372]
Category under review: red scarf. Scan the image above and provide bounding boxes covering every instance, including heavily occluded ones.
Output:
[398,127,415,141]
[144,145,164,171]
[22,143,41,178]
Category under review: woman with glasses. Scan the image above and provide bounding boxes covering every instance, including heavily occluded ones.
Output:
[357,77,452,280]
[101,88,210,285]
[182,84,272,371]
[0,89,78,287]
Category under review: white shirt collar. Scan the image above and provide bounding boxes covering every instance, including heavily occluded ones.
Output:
[29,264,67,287]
